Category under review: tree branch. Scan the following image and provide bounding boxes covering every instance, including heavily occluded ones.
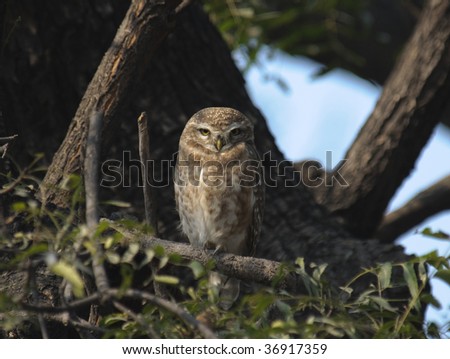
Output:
[20,288,217,339]
[137,112,159,234]
[85,111,102,228]
[317,0,450,237]
[0,134,17,158]
[136,234,298,291]
[85,111,110,298]
[39,0,181,207]
[376,174,450,242]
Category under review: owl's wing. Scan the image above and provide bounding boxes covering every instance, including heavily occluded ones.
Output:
[246,144,265,256]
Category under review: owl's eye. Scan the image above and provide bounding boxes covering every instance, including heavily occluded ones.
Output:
[230,128,241,136]
[198,128,210,136]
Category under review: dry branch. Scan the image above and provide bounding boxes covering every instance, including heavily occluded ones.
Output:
[376,174,450,242]
[0,134,18,158]
[137,112,158,234]
[84,111,110,297]
[20,288,217,339]
[85,111,102,228]
[134,234,299,291]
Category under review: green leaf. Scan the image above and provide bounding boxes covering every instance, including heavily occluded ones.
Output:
[421,293,442,310]
[11,201,27,212]
[312,263,327,282]
[379,262,392,291]
[401,263,419,298]
[154,275,179,285]
[189,261,206,279]
[49,260,84,298]
[153,245,165,257]
[122,243,140,263]
[102,200,131,208]
[418,259,427,284]
[401,262,420,311]
[435,269,450,285]
[104,313,127,326]
[158,256,169,270]
[119,264,134,293]
[369,296,397,313]
[295,257,305,271]
[420,227,450,240]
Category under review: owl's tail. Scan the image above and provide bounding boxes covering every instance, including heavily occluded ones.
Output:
[209,271,240,310]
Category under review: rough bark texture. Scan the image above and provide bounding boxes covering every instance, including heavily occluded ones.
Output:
[39,0,181,206]
[317,0,450,238]
[0,1,129,160]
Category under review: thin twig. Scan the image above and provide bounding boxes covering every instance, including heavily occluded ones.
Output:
[85,111,102,229]
[112,300,160,339]
[175,0,194,14]
[0,134,18,142]
[137,112,158,235]
[0,154,42,195]
[27,262,49,339]
[0,127,18,158]
[1,143,9,158]
[85,111,110,297]
[20,288,217,339]
[69,315,103,339]
[123,289,216,339]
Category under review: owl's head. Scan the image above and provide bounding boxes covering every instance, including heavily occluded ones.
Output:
[180,107,254,154]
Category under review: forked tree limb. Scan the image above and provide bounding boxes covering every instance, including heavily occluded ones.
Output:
[376,174,450,242]
[317,0,450,238]
[39,0,182,207]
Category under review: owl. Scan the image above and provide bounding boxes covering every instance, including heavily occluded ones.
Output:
[174,107,264,309]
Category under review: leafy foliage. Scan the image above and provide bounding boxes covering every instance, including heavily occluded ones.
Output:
[0,157,449,339]
[203,0,423,82]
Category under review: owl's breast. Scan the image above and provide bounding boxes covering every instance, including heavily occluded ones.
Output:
[196,174,253,254]
[175,160,254,254]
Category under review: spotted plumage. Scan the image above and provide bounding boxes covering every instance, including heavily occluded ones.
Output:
[174,107,264,308]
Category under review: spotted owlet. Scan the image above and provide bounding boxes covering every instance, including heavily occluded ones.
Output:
[174,107,265,309]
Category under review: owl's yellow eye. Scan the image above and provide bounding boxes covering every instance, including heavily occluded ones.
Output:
[198,128,210,136]
[230,128,241,136]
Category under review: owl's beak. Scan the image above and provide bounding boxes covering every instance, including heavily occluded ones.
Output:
[215,137,224,151]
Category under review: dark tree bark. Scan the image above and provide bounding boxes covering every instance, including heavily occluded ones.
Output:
[376,174,450,242]
[39,0,181,207]
[316,0,450,238]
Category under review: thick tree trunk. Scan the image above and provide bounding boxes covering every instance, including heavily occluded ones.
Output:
[317,0,450,238]
[39,0,181,207]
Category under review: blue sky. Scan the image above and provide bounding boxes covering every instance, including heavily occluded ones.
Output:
[235,48,450,331]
